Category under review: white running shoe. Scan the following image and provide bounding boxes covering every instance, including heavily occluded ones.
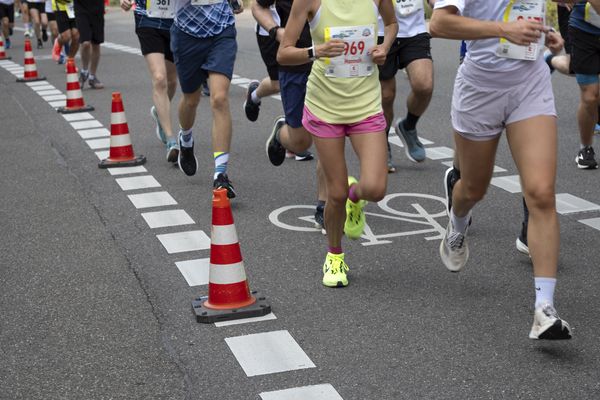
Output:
[529,303,572,340]
[439,221,469,272]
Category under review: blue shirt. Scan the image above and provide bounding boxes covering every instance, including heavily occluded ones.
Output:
[173,0,234,38]
[134,0,174,30]
[570,2,600,35]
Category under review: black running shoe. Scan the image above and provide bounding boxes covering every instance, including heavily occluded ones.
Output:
[314,203,326,234]
[244,80,261,122]
[444,166,460,214]
[177,133,198,176]
[266,116,286,166]
[42,29,48,42]
[213,173,236,199]
[575,146,598,169]
[37,38,43,49]
[516,197,530,256]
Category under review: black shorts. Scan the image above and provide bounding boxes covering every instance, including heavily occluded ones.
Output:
[256,33,279,81]
[569,26,600,76]
[377,32,432,81]
[557,6,572,54]
[47,11,55,21]
[136,26,173,63]
[75,9,104,44]
[55,10,76,34]
[27,2,45,13]
[0,4,14,23]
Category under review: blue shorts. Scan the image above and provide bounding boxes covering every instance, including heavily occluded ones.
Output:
[279,70,309,128]
[170,24,237,94]
[576,74,599,86]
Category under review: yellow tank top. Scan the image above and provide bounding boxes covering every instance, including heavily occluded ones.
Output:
[305,0,381,124]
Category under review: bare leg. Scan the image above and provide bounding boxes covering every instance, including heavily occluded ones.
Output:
[577,82,600,147]
[145,53,176,140]
[208,72,233,153]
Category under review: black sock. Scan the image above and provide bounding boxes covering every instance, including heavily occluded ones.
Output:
[403,112,420,131]
[597,106,600,125]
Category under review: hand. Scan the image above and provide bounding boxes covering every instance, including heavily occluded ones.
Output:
[544,29,564,55]
[276,27,285,43]
[369,44,388,65]
[120,0,132,11]
[231,0,244,14]
[501,19,544,46]
[315,39,345,58]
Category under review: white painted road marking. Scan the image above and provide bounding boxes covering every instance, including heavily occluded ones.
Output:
[71,120,102,130]
[141,209,195,229]
[78,128,110,139]
[115,175,161,191]
[425,146,454,160]
[62,112,94,122]
[225,330,316,377]
[579,217,600,231]
[107,166,148,176]
[127,191,178,209]
[215,313,277,328]
[259,384,343,400]
[85,138,110,150]
[555,193,600,215]
[156,230,211,254]
[490,175,521,193]
[175,258,210,286]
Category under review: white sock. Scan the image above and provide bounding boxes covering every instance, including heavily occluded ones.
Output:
[179,128,193,147]
[580,143,586,150]
[250,89,261,104]
[534,277,556,309]
[450,209,471,234]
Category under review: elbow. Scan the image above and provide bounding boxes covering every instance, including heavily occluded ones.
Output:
[276,49,287,66]
[428,17,441,38]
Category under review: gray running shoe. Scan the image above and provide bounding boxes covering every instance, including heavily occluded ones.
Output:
[151,106,167,144]
[439,221,469,272]
[395,118,425,163]
[166,140,179,163]
[529,303,572,340]
[88,75,104,89]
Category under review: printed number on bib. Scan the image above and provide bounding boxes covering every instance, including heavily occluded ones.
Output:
[585,3,600,29]
[324,25,375,78]
[191,0,223,6]
[147,0,174,18]
[66,2,75,19]
[496,0,545,61]
[395,0,423,17]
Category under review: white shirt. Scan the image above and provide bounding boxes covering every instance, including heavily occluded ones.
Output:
[434,0,545,71]
[256,5,281,36]
[378,0,427,38]
[0,0,14,5]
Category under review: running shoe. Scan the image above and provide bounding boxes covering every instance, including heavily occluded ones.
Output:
[243,80,261,122]
[166,140,179,163]
[322,252,349,288]
[42,29,48,42]
[595,124,600,135]
[575,146,598,169]
[36,38,42,49]
[285,150,295,159]
[151,106,167,144]
[439,220,469,272]
[177,132,198,176]
[344,176,367,240]
[395,118,426,163]
[79,70,89,88]
[201,80,210,97]
[294,151,313,161]
[387,141,396,173]
[314,203,326,235]
[213,173,236,199]
[24,29,30,38]
[266,116,286,166]
[516,197,530,256]
[5,38,10,49]
[57,52,66,65]
[52,38,61,61]
[443,166,460,215]
[88,76,104,89]
[529,303,572,340]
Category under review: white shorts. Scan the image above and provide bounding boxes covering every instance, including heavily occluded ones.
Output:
[451,58,556,141]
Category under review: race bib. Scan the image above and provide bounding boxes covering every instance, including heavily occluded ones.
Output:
[324,25,376,79]
[585,3,600,28]
[146,0,174,18]
[395,0,423,17]
[191,0,223,6]
[496,0,545,61]
[66,2,75,19]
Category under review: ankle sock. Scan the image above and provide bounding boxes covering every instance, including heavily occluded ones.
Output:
[214,152,229,179]
[348,183,359,203]
[179,128,193,147]
[450,209,470,234]
[534,277,556,308]
[403,112,420,131]
[328,246,343,255]
[250,89,261,104]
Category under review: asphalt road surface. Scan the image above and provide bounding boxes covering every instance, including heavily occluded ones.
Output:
[1,7,600,400]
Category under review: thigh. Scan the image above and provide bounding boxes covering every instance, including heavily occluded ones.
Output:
[398,32,432,70]
[207,71,231,99]
[170,26,207,94]
[204,25,237,80]
[348,131,388,184]
[29,7,40,23]
[55,11,71,34]
[405,57,433,91]
[144,52,167,78]
[454,132,500,190]
[506,115,557,195]
[313,136,348,194]
[257,34,279,81]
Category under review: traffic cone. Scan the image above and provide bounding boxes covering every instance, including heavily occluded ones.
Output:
[57,58,94,114]
[16,38,45,82]
[98,92,146,168]
[192,189,271,323]
[0,34,10,60]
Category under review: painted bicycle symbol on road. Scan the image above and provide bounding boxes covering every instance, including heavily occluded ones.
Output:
[268,192,447,246]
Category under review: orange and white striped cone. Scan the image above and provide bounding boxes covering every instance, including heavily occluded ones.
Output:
[192,188,271,323]
[16,38,45,82]
[57,58,94,114]
[98,92,146,168]
[0,34,11,60]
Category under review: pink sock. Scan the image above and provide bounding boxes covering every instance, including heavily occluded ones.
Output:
[328,246,343,254]
[348,184,359,203]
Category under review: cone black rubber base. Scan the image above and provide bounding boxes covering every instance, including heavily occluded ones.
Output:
[98,155,146,169]
[57,104,94,114]
[0,56,11,60]
[16,75,46,82]
[192,290,271,324]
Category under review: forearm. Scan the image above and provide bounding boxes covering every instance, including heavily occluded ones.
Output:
[381,21,398,53]
[252,2,278,31]
[429,10,504,40]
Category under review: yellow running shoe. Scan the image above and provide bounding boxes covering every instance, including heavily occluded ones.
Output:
[344,176,367,240]
[322,252,349,287]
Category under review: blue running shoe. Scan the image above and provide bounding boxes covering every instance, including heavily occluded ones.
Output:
[395,118,426,163]
[594,124,600,135]
[151,106,167,144]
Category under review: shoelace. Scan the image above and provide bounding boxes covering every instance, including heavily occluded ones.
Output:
[542,304,558,319]
[327,257,348,274]
[447,231,465,251]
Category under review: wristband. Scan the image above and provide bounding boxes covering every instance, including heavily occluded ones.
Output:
[307,45,317,61]
[268,26,280,41]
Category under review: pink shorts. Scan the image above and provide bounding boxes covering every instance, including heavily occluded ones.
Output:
[302,106,387,138]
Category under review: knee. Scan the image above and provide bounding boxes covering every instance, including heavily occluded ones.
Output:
[524,186,555,212]
[152,72,168,92]
[327,184,349,207]
[461,181,487,204]
[359,180,386,202]
[411,78,433,99]
[182,94,200,109]
[381,85,395,107]
[209,91,229,112]
[581,90,600,107]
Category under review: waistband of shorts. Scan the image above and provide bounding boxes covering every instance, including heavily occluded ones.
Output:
[459,57,547,89]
